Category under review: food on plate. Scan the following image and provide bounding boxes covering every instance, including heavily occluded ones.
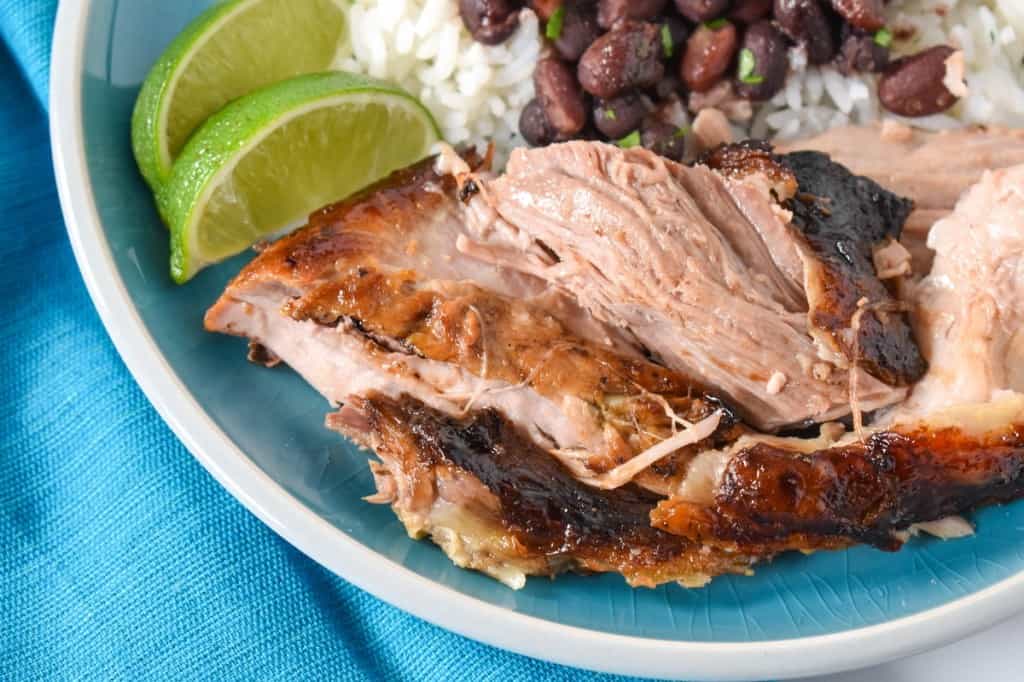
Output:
[131,0,346,190]
[466,140,922,430]
[206,140,1024,588]
[161,72,439,282]
[129,0,1024,590]
[457,0,976,155]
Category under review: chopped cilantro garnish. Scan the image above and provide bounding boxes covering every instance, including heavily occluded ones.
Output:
[874,27,893,48]
[661,24,674,58]
[617,130,641,148]
[738,48,764,84]
[704,18,729,30]
[604,108,617,120]
[673,126,690,139]
[545,6,565,40]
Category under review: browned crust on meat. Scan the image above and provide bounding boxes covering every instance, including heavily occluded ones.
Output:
[652,424,1024,553]
[346,393,758,587]
[284,266,741,476]
[700,142,925,387]
[207,152,479,302]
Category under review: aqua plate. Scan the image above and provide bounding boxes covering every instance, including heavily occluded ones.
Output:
[50,2,1024,679]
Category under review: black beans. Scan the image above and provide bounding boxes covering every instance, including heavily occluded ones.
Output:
[640,118,687,161]
[534,57,588,135]
[519,98,556,146]
[735,21,788,100]
[597,0,669,30]
[681,20,738,93]
[552,4,603,61]
[878,45,961,117]
[828,0,885,32]
[673,0,730,23]
[729,0,773,23]
[458,0,522,45]
[578,22,665,99]
[653,75,685,100]
[836,29,889,75]
[774,0,837,65]
[594,92,648,139]
[464,0,962,161]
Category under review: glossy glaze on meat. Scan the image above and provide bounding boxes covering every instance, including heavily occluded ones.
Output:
[652,398,1024,553]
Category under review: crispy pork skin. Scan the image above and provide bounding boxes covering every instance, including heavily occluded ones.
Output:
[330,392,757,588]
[700,141,924,386]
[653,396,1024,553]
[470,141,916,430]
[779,124,1024,273]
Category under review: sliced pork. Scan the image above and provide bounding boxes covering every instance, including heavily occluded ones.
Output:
[653,164,1024,558]
[468,141,920,430]
[206,153,740,496]
[206,139,1024,590]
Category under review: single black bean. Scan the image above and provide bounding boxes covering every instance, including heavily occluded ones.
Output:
[828,0,885,32]
[835,29,889,74]
[680,20,738,92]
[773,0,837,65]
[534,57,588,135]
[593,92,648,139]
[519,98,557,145]
[553,4,603,61]
[735,20,788,100]
[640,118,687,161]
[729,0,773,23]
[673,0,730,22]
[459,0,522,45]
[651,75,684,100]
[878,45,960,117]
[598,0,668,29]
[578,22,666,98]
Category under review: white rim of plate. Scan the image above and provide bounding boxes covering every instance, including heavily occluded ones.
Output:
[48,2,1024,680]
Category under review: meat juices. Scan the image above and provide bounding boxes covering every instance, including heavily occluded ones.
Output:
[207,139,1024,589]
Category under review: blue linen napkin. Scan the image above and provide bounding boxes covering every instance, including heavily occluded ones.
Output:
[0,3,650,680]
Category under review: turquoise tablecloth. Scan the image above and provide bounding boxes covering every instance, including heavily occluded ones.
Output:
[0,3,645,679]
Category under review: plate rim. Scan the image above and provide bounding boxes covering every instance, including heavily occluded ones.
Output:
[48,2,1024,679]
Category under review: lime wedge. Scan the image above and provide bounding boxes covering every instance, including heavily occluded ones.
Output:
[131,0,346,191]
[161,71,440,283]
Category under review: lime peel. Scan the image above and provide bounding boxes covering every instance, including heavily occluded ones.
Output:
[162,71,440,283]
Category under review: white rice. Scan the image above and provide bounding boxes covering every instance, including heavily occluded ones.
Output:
[335,1,540,164]
[335,0,1024,161]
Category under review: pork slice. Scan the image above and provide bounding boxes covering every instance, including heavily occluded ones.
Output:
[902,164,1024,415]
[469,141,911,430]
[206,153,740,492]
[654,165,1024,558]
[330,392,758,589]
[779,124,1024,273]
